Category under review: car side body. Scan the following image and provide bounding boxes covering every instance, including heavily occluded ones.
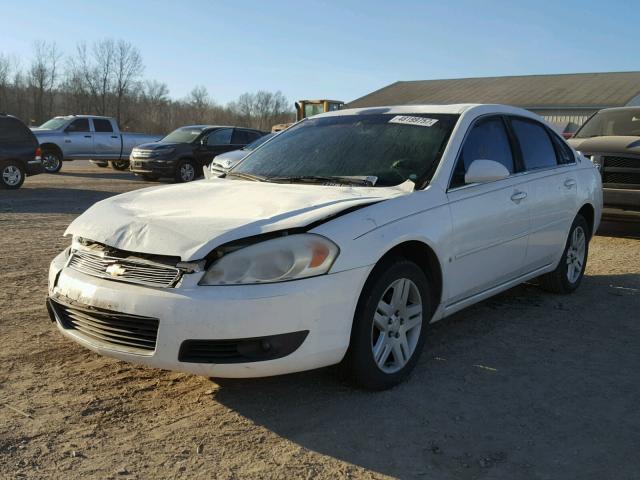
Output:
[47,104,602,388]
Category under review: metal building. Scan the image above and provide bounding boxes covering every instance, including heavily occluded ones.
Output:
[347,72,640,133]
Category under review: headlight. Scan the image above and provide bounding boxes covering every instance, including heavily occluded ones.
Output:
[199,234,339,285]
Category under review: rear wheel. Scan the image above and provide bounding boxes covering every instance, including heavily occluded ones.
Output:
[539,214,589,294]
[1,161,25,189]
[175,159,197,183]
[341,258,430,390]
[42,149,62,173]
[110,160,129,170]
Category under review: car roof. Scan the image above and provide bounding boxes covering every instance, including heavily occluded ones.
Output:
[315,103,541,120]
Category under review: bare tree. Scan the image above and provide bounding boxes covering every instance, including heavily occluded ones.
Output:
[0,54,14,112]
[27,41,61,124]
[113,40,143,124]
[92,39,115,115]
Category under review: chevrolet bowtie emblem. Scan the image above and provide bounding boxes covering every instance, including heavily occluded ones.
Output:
[106,263,127,277]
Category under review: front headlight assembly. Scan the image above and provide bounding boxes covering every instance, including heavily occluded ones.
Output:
[199,234,339,286]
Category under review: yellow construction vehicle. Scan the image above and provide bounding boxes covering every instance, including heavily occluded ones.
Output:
[272,99,344,132]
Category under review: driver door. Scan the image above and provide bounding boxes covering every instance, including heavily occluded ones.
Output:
[445,116,531,305]
[195,128,233,168]
[63,118,93,159]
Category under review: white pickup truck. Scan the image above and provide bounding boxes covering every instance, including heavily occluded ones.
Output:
[32,115,162,173]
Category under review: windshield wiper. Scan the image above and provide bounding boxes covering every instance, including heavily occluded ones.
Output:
[264,175,377,186]
[224,171,266,182]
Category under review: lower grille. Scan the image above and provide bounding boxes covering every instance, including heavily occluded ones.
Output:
[68,249,181,288]
[179,331,309,364]
[49,297,159,354]
[602,171,640,186]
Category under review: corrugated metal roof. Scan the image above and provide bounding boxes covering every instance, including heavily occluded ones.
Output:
[348,72,640,109]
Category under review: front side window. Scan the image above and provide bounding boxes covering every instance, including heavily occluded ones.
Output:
[207,128,233,146]
[66,119,90,133]
[233,113,459,187]
[451,117,514,188]
[511,119,557,170]
[93,118,113,133]
[231,129,250,145]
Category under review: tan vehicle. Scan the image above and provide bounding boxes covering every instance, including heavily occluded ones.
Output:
[272,99,344,132]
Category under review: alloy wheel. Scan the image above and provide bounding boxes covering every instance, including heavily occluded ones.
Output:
[2,165,22,186]
[566,226,586,283]
[371,277,423,374]
[42,153,60,172]
[180,163,195,182]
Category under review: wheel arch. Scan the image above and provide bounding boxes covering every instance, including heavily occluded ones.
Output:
[577,203,595,238]
[40,142,64,159]
[371,240,444,315]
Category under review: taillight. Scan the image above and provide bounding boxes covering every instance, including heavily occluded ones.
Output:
[35,147,42,161]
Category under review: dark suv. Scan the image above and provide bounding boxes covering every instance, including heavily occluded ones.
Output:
[0,114,43,189]
[129,125,266,182]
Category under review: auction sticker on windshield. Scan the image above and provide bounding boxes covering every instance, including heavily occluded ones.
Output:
[389,115,439,127]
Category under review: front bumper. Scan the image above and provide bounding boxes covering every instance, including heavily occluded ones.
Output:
[603,187,640,214]
[129,158,176,176]
[48,250,370,377]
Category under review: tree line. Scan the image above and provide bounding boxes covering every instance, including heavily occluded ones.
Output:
[0,39,294,134]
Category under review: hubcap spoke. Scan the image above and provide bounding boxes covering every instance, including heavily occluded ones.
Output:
[566,226,586,283]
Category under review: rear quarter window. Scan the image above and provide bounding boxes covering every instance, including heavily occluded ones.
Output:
[511,118,558,170]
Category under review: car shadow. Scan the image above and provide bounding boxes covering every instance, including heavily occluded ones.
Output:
[56,170,138,181]
[210,272,640,479]
[597,220,640,239]
[0,187,118,214]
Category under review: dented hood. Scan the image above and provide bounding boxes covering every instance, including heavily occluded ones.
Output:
[65,178,412,260]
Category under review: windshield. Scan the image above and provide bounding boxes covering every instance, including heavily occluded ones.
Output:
[39,117,70,129]
[161,126,206,143]
[575,109,640,138]
[232,113,459,187]
[244,133,275,150]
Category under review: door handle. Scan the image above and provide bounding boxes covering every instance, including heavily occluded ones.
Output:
[110,135,118,139]
[564,178,576,188]
[84,135,92,138]
[511,191,527,203]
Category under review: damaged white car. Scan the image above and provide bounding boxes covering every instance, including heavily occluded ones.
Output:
[48,104,602,389]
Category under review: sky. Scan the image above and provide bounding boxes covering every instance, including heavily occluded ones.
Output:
[0,0,637,105]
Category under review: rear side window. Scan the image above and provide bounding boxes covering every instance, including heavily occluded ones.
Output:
[0,117,34,144]
[550,133,576,164]
[206,128,232,146]
[451,117,514,188]
[93,118,113,132]
[231,129,250,145]
[511,119,557,170]
[66,118,90,133]
[246,131,262,143]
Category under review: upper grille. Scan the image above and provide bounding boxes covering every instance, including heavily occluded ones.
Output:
[50,297,159,354]
[601,155,640,186]
[602,156,638,169]
[68,249,181,288]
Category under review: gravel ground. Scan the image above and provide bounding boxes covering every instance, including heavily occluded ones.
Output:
[1,162,639,480]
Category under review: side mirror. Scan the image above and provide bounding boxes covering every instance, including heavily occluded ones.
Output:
[464,159,510,184]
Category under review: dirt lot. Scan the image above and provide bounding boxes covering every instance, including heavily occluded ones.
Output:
[1,162,639,480]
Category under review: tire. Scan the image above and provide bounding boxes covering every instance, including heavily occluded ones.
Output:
[110,160,129,171]
[0,160,25,189]
[538,214,590,294]
[42,149,62,173]
[175,158,197,183]
[341,258,431,390]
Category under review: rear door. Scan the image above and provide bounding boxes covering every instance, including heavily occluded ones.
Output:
[445,116,531,305]
[508,117,578,271]
[63,118,93,158]
[91,118,121,159]
[195,128,234,167]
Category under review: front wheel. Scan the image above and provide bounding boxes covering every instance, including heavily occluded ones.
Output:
[175,159,198,183]
[42,149,62,173]
[539,214,590,294]
[110,160,129,171]
[341,258,431,390]
[1,161,25,189]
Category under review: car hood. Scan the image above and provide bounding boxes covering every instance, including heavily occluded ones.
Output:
[568,136,640,155]
[134,142,184,150]
[212,149,247,169]
[65,178,414,260]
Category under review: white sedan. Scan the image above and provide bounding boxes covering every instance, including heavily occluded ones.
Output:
[47,104,602,390]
